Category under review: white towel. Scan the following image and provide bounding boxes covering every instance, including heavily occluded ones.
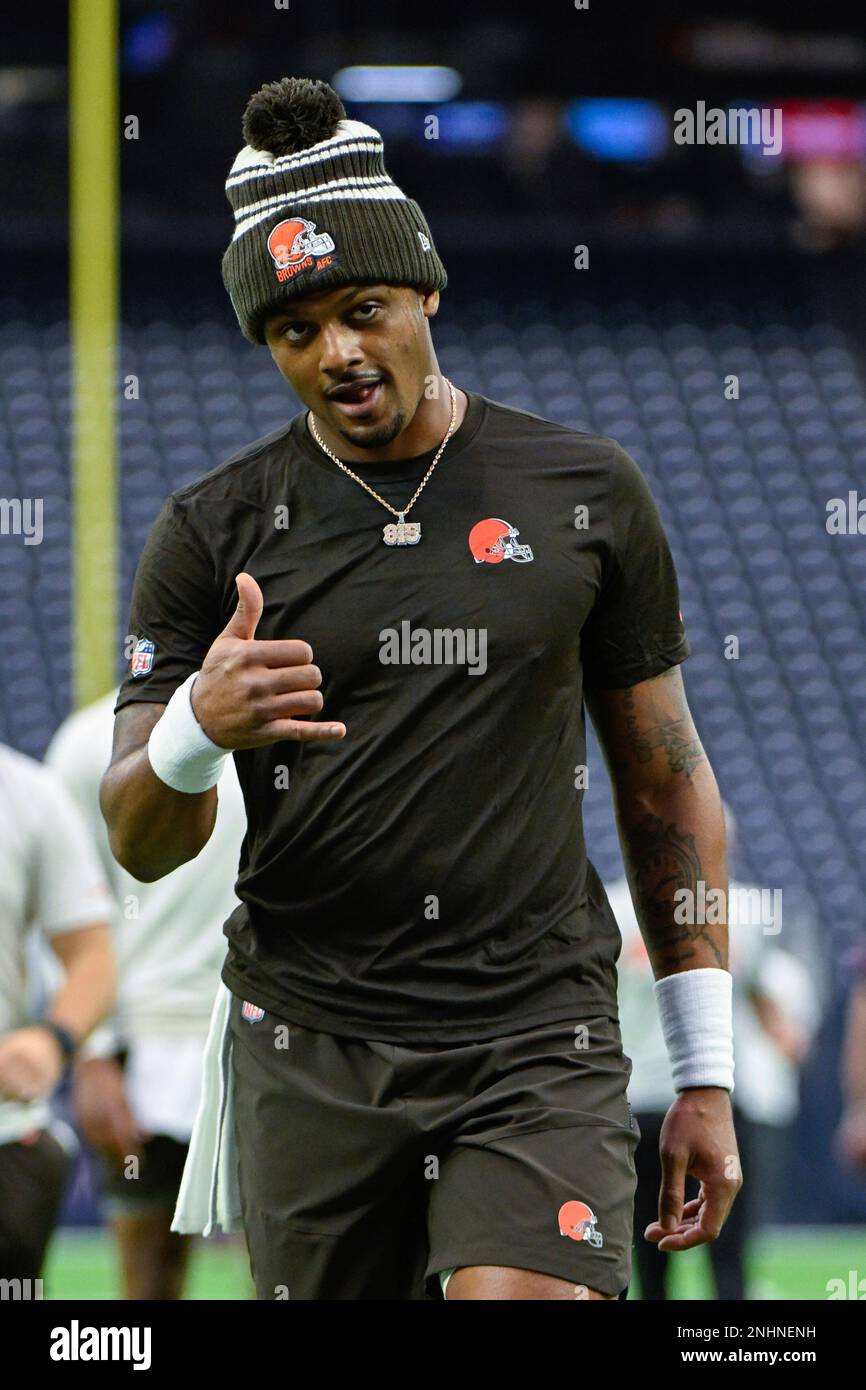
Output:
[171,981,243,1236]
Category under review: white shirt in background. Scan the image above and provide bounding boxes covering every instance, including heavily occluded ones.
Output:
[41,690,248,1142]
[0,744,115,1145]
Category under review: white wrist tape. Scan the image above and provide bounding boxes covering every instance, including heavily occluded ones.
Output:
[146,672,229,793]
[654,967,734,1093]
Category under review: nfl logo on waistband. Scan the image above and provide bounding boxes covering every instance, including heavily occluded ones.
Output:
[241,1000,265,1023]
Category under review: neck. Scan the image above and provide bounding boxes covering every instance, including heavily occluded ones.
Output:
[308,373,467,464]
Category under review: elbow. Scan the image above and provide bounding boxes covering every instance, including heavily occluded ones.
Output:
[121,858,169,885]
[107,831,166,882]
[98,785,157,880]
[106,819,209,882]
[102,807,183,881]
[107,829,197,882]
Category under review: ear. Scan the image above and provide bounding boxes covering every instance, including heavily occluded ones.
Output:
[420,288,440,318]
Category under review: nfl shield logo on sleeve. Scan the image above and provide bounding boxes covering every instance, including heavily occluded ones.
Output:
[130,638,155,677]
[241,1000,266,1024]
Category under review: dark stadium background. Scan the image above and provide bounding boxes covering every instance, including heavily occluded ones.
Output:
[3,1,866,1274]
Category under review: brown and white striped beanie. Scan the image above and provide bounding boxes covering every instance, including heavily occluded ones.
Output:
[221,76,448,345]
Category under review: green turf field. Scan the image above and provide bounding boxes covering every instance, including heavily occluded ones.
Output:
[43,1229,253,1300]
[39,1226,864,1299]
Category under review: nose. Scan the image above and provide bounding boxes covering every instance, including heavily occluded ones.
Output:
[318,321,365,383]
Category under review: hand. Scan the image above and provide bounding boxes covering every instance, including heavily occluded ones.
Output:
[645,1088,742,1252]
[191,572,347,749]
[0,1026,66,1102]
[72,1056,146,1165]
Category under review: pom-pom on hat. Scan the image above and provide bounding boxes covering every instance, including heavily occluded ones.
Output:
[221,76,448,344]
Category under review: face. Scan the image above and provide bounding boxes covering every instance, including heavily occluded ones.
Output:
[263,284,440,451]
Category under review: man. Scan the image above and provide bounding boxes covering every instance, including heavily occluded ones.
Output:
[610,805,820,1299]
[0,742,115,1280]
[45,689,247,1299]
[100,75,740,1301]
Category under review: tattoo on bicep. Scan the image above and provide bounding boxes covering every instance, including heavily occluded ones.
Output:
[627,812,723,970]
[621,684,705,779]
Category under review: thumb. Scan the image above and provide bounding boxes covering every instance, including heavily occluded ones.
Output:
[222,572,263,641]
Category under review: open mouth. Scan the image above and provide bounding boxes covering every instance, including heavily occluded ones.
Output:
[327,378,383,416]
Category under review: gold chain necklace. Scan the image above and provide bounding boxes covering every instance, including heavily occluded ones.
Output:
[306,377,457,546]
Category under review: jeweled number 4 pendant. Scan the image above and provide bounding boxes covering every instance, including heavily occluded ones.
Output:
[383,512,421,546]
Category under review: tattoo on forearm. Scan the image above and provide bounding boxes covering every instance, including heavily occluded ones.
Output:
[627,812,723,970]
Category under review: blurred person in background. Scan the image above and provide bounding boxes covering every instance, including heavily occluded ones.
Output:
[0,743,115,1282]
[44,688,248,1300]
[789,155,866,352]
[834,936,866,1176]
[610,803,821,1299]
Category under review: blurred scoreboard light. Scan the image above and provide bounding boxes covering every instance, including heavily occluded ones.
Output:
[738,98,866,173]
[334,66,462,104]
[565,98,669,162]
[777,100,866,161]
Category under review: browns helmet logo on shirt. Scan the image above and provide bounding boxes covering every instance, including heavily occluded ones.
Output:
[468,517,534,564]
[267,217,336,284]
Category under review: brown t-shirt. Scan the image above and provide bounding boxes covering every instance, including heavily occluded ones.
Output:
[115,390,690,1042]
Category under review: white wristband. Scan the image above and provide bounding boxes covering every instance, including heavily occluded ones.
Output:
[654,967,734,1093]
[146,672,229,793]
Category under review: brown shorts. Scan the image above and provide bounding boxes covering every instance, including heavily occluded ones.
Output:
[229,994,640,1300]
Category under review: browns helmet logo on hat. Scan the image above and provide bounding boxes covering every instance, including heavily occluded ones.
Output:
[267,217,335,270]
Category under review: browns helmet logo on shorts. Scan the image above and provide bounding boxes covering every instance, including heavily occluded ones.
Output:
[558,1199,604,1248]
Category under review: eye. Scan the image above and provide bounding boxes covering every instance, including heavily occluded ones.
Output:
[353,302,381,321]
[281,321,309,342]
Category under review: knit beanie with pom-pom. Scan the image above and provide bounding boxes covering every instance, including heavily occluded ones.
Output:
[221,76,448,344]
